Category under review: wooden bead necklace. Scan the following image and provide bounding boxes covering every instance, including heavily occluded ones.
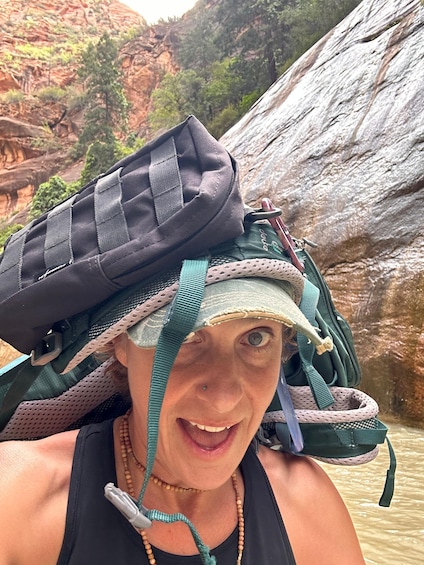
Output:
[119,411,245,564]
[121,412,202,493]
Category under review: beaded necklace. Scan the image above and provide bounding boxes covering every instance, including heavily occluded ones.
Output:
[119,412,245,564]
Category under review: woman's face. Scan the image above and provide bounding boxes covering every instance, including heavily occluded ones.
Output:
[115,318,283,491]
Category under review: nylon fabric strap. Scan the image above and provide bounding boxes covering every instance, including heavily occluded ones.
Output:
[275,421,388,454]
[0,222,32,295]
[315,309,352,387]
[332,426,387,447]
[298,279,335,409]
[315,310,348,387]
[149,136,184,225]
[94,168,130,253]
[44,196,75,270]
[145,509,216,565]
[135,257,210,561]
[138,256,209,505]
[379,437,396,507]
[277,367,304,453]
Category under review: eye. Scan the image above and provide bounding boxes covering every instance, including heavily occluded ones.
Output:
[244,329,272,348]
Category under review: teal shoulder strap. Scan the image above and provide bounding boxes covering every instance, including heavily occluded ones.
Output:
[140,256,209,500]
[298,279,335,409]
[136,256,216,565]
[379,437,396,507]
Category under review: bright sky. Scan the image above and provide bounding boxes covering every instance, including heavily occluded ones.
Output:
[120,0,198,24]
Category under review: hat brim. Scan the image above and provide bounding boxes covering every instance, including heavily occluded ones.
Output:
[128,278,324,349]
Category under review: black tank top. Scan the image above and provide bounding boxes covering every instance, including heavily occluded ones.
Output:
[57,420,296,564]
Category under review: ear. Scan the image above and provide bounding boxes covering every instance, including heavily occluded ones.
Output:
[113,333,130,367]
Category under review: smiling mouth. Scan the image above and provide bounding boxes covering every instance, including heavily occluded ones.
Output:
[179,419,236,450]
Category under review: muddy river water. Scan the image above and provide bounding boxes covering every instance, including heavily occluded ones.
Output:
[321,421,423,564]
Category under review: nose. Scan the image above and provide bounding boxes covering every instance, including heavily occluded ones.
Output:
[196,357,243,414]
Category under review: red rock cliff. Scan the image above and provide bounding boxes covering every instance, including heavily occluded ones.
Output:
[0,0,178,219]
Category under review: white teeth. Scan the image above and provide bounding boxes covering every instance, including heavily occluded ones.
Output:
[188,421,231,433]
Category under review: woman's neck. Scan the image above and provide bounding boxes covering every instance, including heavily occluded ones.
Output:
[112,415,244,553]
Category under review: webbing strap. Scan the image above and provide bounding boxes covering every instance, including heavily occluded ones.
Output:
[137,257,215,564]
[145,509,216,565]
[315,309,348,387]
[277,366,304,453]
[275,420,388,454]
[94,168,130,253]
[0,222,32,294]
[298,279,335,409]
[44,196,75,270]
[149,136,184,225]
[379,437,396,507]
[332,426,388,446]
[139,256,209,504]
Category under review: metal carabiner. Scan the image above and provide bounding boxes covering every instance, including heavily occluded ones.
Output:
[261,198,304,272]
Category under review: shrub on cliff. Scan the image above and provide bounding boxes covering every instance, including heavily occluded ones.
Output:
[79,137,144,187]
[0,223,24,254]
[36,86,66,103]
[29,176,78,220]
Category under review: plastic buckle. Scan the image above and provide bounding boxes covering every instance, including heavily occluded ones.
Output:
[104,483,152,529]
[31,331,63,366]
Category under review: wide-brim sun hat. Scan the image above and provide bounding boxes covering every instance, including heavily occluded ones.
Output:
[0,239,332,441]
[62,223,333,373]
[128,277,326,350]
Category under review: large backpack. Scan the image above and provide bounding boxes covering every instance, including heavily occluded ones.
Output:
[0,116,394,506]
[0,115,244,355]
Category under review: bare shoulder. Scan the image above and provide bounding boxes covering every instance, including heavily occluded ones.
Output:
[257,446,365,565]
[0,430,78,565]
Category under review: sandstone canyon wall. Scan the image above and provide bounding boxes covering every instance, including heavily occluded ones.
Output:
[0,0,177,219]
[221,0,424,424]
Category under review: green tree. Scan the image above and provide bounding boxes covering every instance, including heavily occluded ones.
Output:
[278,0,362,60]
[214,0,361,89]
[176,4,222,75]
[29,176,78,220]
[0,223,23,253]
[78,137,144,186]
[149,70,207,133]
[150,59,252,136]
[147,0,362,135]
[74,32,129,158]
[203,59,242,116]
[78,141,117,186]
[207,106,241,139]
[215,0,292,88]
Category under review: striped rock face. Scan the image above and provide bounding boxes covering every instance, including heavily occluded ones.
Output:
[221,0,424,425]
